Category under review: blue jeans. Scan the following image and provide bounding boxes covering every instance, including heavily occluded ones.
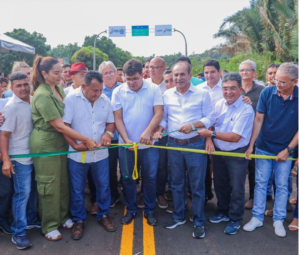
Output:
[252,148,292,222]
[168,137,207,227]
[26,167,39,224]
[68,158,110,221]
[119,147,159,214]
[11,161,34,237]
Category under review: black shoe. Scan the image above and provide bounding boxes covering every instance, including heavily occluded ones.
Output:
[144,213,157,226]
[0,220,13,235]
[193,225,205,239]
[287,201,293,212]
[163,218,186,229]
[121,212,136,225]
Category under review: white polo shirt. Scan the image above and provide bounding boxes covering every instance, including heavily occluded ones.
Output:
[213,96,255,151]
[1,95,33,165]
[146,78,166,94]
[197,79,223,106]
[111,79,163,149]
[64,84,75,97]
[62,88,114,163]
[160,83,215,139]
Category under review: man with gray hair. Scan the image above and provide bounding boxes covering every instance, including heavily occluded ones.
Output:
[198,73,255,235]
[243,62,298,238]
[239,59,265,210]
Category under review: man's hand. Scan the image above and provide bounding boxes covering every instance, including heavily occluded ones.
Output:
[197,129,213,138]
[75,143,88,151]
[124,139,137,151]
[2,160,14,178]
[139,130,152,145]
[152,131,162,140]
[245,146,253,160]
[101,133,112,147]
[276,148,290,162]
[205,138,215,154]
[179,124,193,134]
[242,95,252,105]
[84,138,99,150]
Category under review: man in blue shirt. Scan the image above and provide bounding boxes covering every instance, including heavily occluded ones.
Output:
[243,63,298,238]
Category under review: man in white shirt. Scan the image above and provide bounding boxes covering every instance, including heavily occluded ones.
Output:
[64,62,88,96]
[111,59,163,226]
[198,72,254,235]
[154,62,214,239]
[1,72,40,250]
[147,57,167,93]
[62,71,116,240]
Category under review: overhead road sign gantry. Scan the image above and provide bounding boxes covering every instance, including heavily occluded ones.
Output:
[109,26,126,37]
[132,26,149,36]
[155,25,172,36]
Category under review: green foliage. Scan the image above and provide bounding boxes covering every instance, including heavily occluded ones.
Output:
[0,29,50,74]
[83,36,132,68]
[51,43,80,63]
[71,46,108,70]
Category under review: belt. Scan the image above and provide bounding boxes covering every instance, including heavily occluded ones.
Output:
[168,135,201,145]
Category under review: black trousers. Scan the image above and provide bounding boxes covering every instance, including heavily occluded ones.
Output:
[205,155,213,199]
[88,140,120,203]
[0,162,13,221]
[247,148,256,200]
[213,146,248,221]
[156,136,168,197]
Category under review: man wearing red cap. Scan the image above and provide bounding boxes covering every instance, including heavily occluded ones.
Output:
[64,62,88,97]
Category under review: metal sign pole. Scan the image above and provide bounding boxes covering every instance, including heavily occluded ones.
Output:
[93,30,107,70]
[174,28,187,57]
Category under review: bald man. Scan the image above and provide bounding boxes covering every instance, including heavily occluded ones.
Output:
[147,57,167,93]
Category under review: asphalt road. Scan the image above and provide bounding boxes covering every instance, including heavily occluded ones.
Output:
[0,177,298,255]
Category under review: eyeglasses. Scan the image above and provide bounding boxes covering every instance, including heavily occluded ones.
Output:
[103,71,116,77]
[149,66,164,70]
[222,86,238,91]
[239,68,254,72]
[125,76,141,82]
[273,78,296,86]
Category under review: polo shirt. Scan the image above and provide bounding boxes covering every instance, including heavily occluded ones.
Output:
[213,96,254,151]
[62,88,114,163]
[1,94,33,165]
[197,79,223,106]
[146,78,166,94]
[103,81,122,141]
[160,83,214,139]
[256,85,298,154]
[241,82,265,112]
[111,79,163,149]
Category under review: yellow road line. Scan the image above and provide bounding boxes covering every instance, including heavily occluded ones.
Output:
[143,214,156,255]
[120,208,134,255]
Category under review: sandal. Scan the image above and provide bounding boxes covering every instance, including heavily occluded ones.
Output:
[288,219,298,231]
[264,209,273,217]
[45,230,62,241]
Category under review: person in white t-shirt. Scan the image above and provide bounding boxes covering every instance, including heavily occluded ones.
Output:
[111,59,163,226]
[64,62,88,96]
[147,57,167,93]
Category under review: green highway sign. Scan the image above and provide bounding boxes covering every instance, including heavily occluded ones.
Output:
[132,26,149,36]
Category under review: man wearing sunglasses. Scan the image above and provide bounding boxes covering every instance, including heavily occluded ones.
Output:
[243,62,298,238]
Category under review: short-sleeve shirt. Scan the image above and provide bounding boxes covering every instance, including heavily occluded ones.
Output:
[197,79,223,106]
[31,84,66,132]
[256,85,298,154]
[62,88,114,163]
[241,82,265,112]
[111,79,163,148]
[64,84,75,97]
[1,95,33,165]
[146,78,166,94]
[213,96,254,151]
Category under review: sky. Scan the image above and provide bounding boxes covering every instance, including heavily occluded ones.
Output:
[1,0,251,57]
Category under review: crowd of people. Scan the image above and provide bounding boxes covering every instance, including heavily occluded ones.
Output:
[0,55,298,250]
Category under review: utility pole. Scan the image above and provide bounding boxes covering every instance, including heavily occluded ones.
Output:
[93,30,107,70]
[173,28,187,57]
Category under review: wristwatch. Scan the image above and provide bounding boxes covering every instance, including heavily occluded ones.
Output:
[211,131,216,139]
[287,147,294,155]
[106,131,114,139]
[191,123,196,131]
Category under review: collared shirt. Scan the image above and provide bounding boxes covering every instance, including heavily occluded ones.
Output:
[146,78,166,94]
[241,82,265,112]
[213,96,254,151]
[1,94,33,165]
[64,83,75,97]
[103,81,122,141]
[197,79,223,106]
[160,83,214,139]
[256,85,298,154]
[111,79,163,149]
[62,88,114,163]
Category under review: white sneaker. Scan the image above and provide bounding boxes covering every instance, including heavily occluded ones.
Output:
[243,217,263,231]
[63,219,74,229]
[273,221,286,237]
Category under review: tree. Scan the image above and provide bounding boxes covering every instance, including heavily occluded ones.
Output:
[71,46,108,70]
[83,35,132,67]
[51,43,80,63]
[0,29,50,74]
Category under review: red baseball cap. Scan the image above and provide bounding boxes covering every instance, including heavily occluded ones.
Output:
[69,62,88,75]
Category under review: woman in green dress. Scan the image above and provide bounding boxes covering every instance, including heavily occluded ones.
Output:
[30,56,98,241]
